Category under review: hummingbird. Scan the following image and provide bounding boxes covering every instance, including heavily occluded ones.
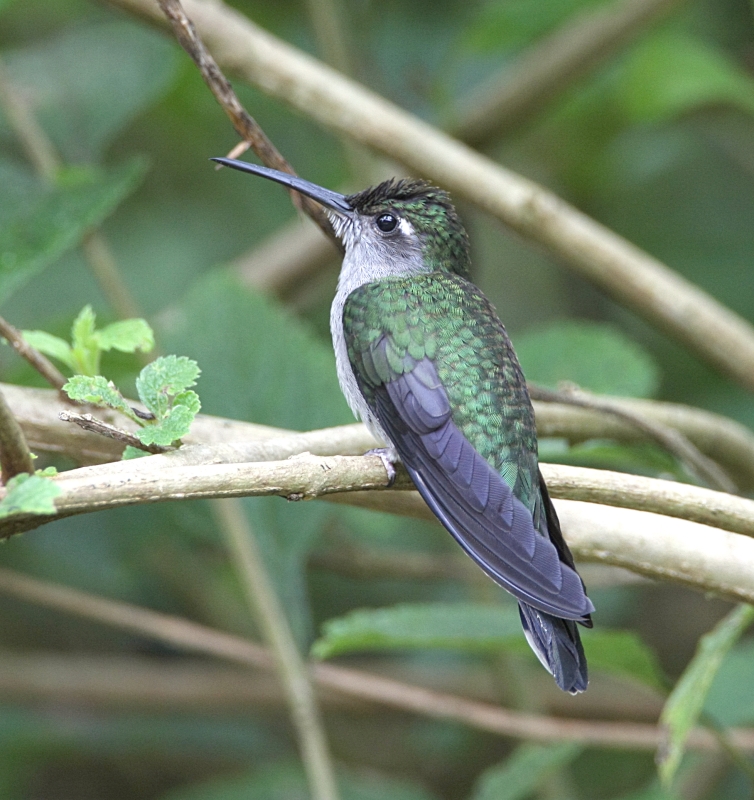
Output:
[212,158,595,693]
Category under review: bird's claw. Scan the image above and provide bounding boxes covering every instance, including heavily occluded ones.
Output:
[366,447,397,487]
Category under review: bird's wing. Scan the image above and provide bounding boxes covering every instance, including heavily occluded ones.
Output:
[343,274,593,621]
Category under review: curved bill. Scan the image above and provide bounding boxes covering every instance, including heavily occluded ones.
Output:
[211,158,352,213]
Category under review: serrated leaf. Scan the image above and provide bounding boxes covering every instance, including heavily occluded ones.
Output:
[514,321,659,397]
[312,603,522,659]
[469,742,582,800]
[96,318,154,354]
[620,32,754,124]
[658,603,754,786]
[18,330,75,371]
[63,374,132,417]
[137,401,198,446]
[0,158,146,303]
[0,473,61,518]
[582,629,666,692]
[122,446,150,460]
[135,355,201,419]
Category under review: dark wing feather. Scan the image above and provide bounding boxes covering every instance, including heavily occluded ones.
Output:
[373,357,593,621]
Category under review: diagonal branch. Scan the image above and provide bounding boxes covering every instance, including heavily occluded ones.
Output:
[108,0,754,394]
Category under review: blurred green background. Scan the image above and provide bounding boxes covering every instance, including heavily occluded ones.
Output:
[1,0,754,797]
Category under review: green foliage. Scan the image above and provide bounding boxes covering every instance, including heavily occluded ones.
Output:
[0,20,179,163]
[658,604,754,787]
[63,355,201,448]
[0,159,146,304]
[313,602,665,690]
[312,602,523,659]
[23,304,154,376]
[463,0,606,53]
[0,473,60,518]
[620,32,754,124]
[468,742,583,800]
[581,629,666,692]
[62,375,136,420]
[704,638,754,726]
[158,761,438,800]
[514,321,659,397]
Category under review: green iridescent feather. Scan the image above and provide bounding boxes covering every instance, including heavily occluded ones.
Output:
[343,272,541,518]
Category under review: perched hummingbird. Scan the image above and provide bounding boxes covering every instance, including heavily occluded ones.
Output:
[212,158,595,693]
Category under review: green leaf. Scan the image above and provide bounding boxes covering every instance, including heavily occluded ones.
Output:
[620,32,754,124]
[70,305,100,375]
[658,603,754,786]
[0,473,61,518]
[582,629,666,692]
[122,446,150,460]
[96,318,155,354]
[704,639,754,726]
[135,355,201,419]
[18,330,75,371]
[62,374,133,418]
[513,320,659,397]
[312,602,522,659]
[137,396,200,446]
[469,742,582,800]
[462,0,605,54]
[0,158,146,303]
[1,20,179,162]
[158,761,438,800]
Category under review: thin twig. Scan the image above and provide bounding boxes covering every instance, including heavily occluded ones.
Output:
[0,388,34,482]
[0,316,67,392]
[452,0,684,146]
[213,499,340,800]
[109,0,754,394]
[0,565,751,753]
[154,0,339,248]
[529,384,737,493]
[58,411,168,455]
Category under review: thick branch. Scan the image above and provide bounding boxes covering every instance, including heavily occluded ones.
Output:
[0,566,751,753]
[4,437,754,602]
[109,0,754,393]
[8,383,754,489]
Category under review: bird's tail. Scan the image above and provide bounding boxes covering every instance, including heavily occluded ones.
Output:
[518,602,588,694]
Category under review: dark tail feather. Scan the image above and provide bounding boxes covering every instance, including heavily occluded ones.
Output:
[518,602,588,694]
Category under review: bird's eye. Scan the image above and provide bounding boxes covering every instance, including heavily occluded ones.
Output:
[376,213,398,233]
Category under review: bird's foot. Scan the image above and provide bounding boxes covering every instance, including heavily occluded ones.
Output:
[365,447,398,487]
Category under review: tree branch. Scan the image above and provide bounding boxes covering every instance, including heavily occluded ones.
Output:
[0,317,67,392]
[107,0,754,394]
[7,382,754,488]
[0,565,751,753]
[0,388,34,482]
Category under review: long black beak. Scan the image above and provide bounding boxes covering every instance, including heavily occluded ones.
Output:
[211,158,352,213]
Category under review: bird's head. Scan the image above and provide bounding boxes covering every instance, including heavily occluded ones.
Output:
[212,159,471,280]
